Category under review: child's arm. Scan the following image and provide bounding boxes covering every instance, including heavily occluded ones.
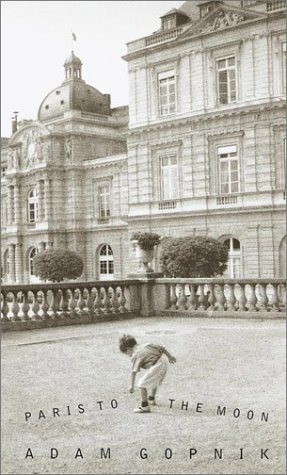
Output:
[129,371,137,393]
[162,347,176,364]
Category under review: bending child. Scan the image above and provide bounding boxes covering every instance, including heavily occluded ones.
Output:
[119,334,176,413]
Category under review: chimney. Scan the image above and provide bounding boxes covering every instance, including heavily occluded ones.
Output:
[11,112,19,134]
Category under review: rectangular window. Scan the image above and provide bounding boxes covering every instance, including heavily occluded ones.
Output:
[163,17,176,30]
[158,70,176,116]
[217,56,236,104]
[282,42,286,92]
[218,145,239,194]
[160,154,178,200]
[98,184,111,219]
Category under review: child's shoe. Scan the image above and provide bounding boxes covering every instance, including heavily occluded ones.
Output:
[134,405,151,413]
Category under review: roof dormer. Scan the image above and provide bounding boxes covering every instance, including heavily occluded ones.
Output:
[199,1,223,18]
[160,8,190,31]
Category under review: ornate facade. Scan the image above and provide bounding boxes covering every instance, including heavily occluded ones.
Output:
[1,0,286,283]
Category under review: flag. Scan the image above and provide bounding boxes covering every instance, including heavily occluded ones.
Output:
[72,32,77,41]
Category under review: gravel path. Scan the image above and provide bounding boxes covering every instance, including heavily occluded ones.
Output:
[2,317,286,474]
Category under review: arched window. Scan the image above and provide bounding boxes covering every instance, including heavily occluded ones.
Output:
[27,189,38,223]
[29,248,38,277]
[99,245,114,280]
[223,238,241,278]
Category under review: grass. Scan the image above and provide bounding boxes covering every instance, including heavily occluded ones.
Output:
[1,316,286,474]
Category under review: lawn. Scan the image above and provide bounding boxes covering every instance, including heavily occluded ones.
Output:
[1,316,286,474]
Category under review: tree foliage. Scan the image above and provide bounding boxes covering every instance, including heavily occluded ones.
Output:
[33,249,84,282]
[159,236,229,278]
[131,232,161,251]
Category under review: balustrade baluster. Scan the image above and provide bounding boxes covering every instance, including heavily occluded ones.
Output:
[22,291,31,321]
[278,284,286,310]
[31,291,41,320]
[102,287,111,314]
[258,284,268,311]
[169,284,177,310]
[247,284,257,311]
[41,290,50,320]
[237,284,247,311]
[11,292,20,321]
[111,287,120,313]
[69,289,77,317]
[207,284,215,310]
[1,292,10,321]
[77,289,85,316]
[270,283,280,312]
[225,284,236,311]
[119,286,127,313]
[187,284,197,310]
[215,284,225,310]
[94,288,103,316]
[85,288,95,316]
[197,284,206,310]
[177,284,187,310]
[59,290,69,318]
[49,290,60,319]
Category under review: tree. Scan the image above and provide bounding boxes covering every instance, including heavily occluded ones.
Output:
[159,236,229,278]
[33,249,84,282]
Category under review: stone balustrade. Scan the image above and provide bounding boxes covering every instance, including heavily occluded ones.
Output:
[1,280,141,330]
[266,1,286,12]
[1,278,285,331]
[153,278,286,317]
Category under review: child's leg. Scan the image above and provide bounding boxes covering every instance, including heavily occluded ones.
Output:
[133,387,151,412]
[150,387,157,398]
[148,386,157,405]
[140,387,148,406]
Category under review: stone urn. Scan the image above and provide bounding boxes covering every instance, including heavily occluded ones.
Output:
[131,232,161,274]
[135,245,155,273]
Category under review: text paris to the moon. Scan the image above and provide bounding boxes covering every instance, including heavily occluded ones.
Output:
[23,400,269,422]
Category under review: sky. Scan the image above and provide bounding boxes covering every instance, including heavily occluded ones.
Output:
[1,0,184,137]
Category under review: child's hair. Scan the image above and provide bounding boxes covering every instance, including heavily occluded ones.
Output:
[119,334,137,353]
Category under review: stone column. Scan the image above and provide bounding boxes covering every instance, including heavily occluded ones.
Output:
[7,186,14,225]
[37,180,43,221]
[15,243,23,284]
[44,179,51,220]
[8,243,16,283]
[14,184,21,224]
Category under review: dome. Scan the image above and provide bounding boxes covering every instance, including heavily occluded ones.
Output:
[64,51,82,66]
[38,52,111,122]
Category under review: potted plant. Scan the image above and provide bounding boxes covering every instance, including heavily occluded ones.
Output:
[131,232,161,273]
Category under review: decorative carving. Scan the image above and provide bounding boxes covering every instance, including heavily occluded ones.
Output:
[7,146,21,169]
[196,11,246,35]
[38,140,50,162]
[65,137,72,159]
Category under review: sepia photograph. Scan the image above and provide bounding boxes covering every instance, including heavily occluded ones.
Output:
[1,1,286,474]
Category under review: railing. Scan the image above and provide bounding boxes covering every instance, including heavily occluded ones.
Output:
[158,200,177,210]
[267,1,286,12]
[1,280,141,327]
[1,278,285,331]
[216,195,238,206]
[155,278,286,315]
[127,27,183,53]
[145,28,183,47]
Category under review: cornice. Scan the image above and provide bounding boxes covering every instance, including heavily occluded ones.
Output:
[127,101,285,136]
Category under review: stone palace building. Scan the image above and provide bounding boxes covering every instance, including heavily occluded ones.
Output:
[1,0,286,283]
